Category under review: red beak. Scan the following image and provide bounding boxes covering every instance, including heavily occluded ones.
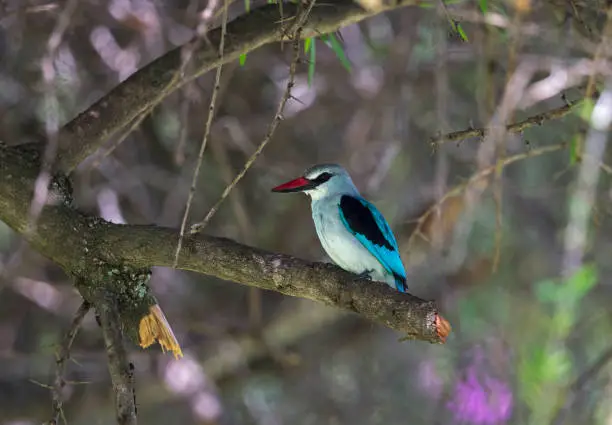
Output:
[271,176,317,193]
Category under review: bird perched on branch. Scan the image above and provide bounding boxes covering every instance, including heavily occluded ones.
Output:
[272,164,407,292]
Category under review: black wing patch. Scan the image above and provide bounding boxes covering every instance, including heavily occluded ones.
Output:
[339,195,394,250]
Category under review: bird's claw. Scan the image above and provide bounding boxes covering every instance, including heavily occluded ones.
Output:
[355,270,373,281]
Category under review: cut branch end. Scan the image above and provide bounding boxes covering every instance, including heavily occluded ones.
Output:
[435,314,452,343]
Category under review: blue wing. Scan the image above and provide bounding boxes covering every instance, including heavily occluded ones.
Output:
[338,195,407,292]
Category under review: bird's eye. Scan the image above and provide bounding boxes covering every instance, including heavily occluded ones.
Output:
[315,172,333,183]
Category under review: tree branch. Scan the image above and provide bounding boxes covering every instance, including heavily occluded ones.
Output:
[429,100,581,147]
[0,144,449,345]
[51,0,417,174]
[105,225,445,342]
[189,0,311,235]
[50,301,90,425]
[98,297,138,425]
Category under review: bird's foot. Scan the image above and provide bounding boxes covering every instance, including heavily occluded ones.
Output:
[355,270,373,281]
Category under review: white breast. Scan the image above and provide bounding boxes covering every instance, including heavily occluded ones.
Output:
[310,196,393,286]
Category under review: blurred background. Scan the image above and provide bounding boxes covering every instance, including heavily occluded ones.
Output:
[1,0,611,424]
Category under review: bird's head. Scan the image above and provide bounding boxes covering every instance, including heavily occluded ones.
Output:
[271,163,358,200]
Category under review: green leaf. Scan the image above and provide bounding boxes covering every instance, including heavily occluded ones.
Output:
[455,22,469,42]
[535,265,597,307]
[576,98,595,122]
[304,37,312,54]
[542,349,572,384]
[245,0,250,12]
[519,343,572,419]
[239,53,247,66]
[418,0,463,8]
[535,279,559,305]
[321,33,352,72]
[479,0,488,14]
[553,309,573,337]
[566,263,597,302]
[519,344,571,399]
[308,38,316,86]
[569,134,581,165]
[441,13,469,42]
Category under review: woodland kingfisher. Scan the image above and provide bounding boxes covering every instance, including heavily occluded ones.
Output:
[271,164,407,292]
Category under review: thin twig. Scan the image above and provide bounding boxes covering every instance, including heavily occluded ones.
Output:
[190,0,317,235]
[2,0,77,299]
[2,0,81,295]
[566,0,593,38]
[561,85,612,277]
[28,0,78,233]
[573,4,612,162]
[53,0,416,174]
[430,0,450,254]
[85,0,235,172]
[426,62,544,273]
[209,138,262,329]
[584,6,612,97]
[173,0,230,268]
[98,298,137,425]
[30,0,77,208]
[559,9,612,278]
[407,143,567,251]
[429,101,581,147]
[491,171,503,272]
[86,0,225,174]
[437,0,462,40]
[491,2,529,273]
[520,59,611,110]
[49,301,91,425]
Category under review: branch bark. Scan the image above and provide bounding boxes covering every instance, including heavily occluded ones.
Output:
[109,226,442,341]
[51,0,417,174]
[0,143,447,344]
[98,297,138,425]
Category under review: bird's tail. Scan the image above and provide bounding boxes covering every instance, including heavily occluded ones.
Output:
[393,272,408,293]
[138,303,183,359]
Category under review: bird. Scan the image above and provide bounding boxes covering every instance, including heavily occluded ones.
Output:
[271,163,407,292]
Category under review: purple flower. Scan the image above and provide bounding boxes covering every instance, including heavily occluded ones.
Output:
[447,366,513,425]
